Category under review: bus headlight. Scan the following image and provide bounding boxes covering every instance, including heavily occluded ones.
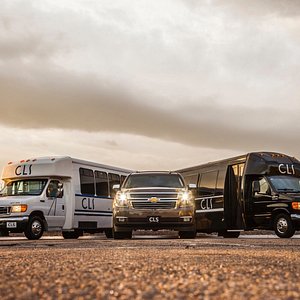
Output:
[178,191,194,208]
[11,204,27,213]
[114,192,129,207]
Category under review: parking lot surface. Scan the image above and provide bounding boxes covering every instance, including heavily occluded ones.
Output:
[0,233,300,299]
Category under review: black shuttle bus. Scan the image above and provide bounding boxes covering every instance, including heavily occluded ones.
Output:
[177,152,300,238]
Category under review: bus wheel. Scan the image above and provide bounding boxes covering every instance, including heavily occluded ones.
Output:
[113,230,132,240]
[222,231,240,238]
[104,229,113,239]
[24,216,44,240]
[179,231,197,239]
[62,231,81,239]
[274,214,295,238]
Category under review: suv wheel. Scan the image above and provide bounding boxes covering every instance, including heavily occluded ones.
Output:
[104,229,113,239]
[179,231,197,239]
[222,231,240,238]
[113,230,132,240]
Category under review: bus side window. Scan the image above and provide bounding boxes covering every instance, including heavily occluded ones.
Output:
[199,171,218,197]
[80,168,95,196]
[108,173,120,198]
[215,170,226,195]
[95,171,109,197]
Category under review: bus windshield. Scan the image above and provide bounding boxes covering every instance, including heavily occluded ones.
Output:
[0,179,48,197]
[123,174,184,189]
[268,176,300,193]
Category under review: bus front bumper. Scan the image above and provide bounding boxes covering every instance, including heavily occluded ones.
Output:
[0,216,29,232]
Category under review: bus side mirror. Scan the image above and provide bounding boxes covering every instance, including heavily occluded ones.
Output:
[113,184,120,190]
[58,183,64,198]
[188,183,197,189]
[253,181,260,193]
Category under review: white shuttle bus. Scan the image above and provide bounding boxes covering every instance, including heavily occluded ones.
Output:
[0,157,131,239]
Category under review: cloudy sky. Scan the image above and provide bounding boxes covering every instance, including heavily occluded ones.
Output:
[0,0,300,174]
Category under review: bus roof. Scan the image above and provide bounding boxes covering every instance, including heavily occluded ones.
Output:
[177,152,300,175]
[1,156,132,180]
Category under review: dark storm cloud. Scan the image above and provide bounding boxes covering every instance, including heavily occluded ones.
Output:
[0,67,299,153]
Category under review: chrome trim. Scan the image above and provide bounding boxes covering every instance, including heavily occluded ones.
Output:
[0,216,29,222]
[254,213,272,217]
[131,201,176,209]
[130,197,178,200]
[291,214,300,220]
[267,203,288,208]
[130,192,178,194]
[195,195,223,200]
[196,208,224,213]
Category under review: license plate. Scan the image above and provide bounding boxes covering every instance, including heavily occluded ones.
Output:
[148,216,160,223]
[6,222,17,228]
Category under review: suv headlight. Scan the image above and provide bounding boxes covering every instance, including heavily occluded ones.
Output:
[178,191,194,208]
[11,204,27,213]
[114,192,129,207]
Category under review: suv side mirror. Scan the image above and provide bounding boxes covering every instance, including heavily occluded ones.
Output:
[112,184,120,190]
[188,183,197,189]
[253,181,260,193]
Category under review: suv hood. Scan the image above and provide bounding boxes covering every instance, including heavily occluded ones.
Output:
[121,187,187,194]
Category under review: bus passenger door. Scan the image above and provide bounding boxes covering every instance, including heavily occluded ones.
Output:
[224,164,244,230]
[45,180,65,228]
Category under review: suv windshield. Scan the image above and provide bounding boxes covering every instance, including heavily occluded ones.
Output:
[268,176,300,193]
[0,179,48,197]
[123,174,184,189]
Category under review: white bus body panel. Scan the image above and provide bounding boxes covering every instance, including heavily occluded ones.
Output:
[1,157,131,233]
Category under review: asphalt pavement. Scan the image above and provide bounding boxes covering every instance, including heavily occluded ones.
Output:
[0,233,300,299]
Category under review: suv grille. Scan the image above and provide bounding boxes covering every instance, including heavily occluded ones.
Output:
[0,206,10,214]
[130,193,178,199]
[129,190,178,210]
[131,201,176,209]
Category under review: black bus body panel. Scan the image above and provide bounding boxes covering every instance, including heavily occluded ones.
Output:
[177,152,300,235]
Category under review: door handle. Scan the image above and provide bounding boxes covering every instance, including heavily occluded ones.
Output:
[62,205,65,210]
[40,199,45,202]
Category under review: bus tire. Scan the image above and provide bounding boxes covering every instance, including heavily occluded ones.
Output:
[104,229,113,239]
[62,230,81,239]
[24,216,44,240]
[222,231,240,238]
[179,231,197,239]
[113,230,132,240]
[274,213,295,238]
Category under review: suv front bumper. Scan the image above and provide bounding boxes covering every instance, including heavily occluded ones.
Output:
[114,207,195,232]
